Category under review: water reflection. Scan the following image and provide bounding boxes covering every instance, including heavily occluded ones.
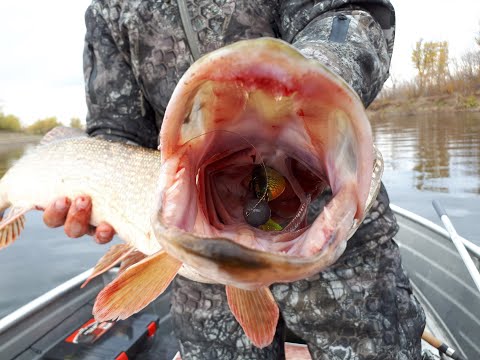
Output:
[371,112,480,195]
[0,145,32,178]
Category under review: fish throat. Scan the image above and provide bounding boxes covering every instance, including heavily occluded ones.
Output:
[195,132,329,251]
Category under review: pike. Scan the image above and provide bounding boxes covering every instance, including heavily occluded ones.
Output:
[0,38,383,348]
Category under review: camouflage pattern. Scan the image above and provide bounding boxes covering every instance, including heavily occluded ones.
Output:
[84,0,395,148]
[171,276,287,359]
[171,185,426,359]
[84,1,425,359]
[272,185,425,360]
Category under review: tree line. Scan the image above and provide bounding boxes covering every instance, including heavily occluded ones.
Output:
[375,26,480,106]
[0,112,84,134]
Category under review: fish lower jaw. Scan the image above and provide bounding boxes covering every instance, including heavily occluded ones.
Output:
[154,186,357,287]
[219,181,358,258]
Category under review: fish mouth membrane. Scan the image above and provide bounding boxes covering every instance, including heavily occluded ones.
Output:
[155,38,377,286]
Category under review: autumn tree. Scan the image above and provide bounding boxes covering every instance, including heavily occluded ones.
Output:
[70,117,84,129]
[0,112,22,132]
[476,22,480,47]
[411,40,450,95]
[436,41,449,91]
[411,40,426,92]
[26,117,61,135]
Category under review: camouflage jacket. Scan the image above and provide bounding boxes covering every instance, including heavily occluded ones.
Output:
[83,3,428,359]
[84,0,395,149]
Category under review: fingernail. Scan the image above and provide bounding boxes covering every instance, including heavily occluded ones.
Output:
[55,198,68,211]
[97,231,110,240]
[76,197,88,210]
[69,222,82,237]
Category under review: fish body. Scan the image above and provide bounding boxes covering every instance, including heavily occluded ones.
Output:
[0,131,162,255]
[0,38,383,348]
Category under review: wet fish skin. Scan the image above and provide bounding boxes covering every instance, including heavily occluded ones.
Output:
[0,131,162,255]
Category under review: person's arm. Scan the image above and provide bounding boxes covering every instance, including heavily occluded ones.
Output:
[280,1,395,232]
[44,1,159,242]
[278,0,395,106]
[83,2,158,148]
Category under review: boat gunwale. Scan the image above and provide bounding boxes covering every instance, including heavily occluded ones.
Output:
[0,268,98,334]
[390,203,480,259]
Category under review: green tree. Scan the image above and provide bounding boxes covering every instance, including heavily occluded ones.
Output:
[0,112,22,132]
[26,117,61,135]
[70,117,84,129]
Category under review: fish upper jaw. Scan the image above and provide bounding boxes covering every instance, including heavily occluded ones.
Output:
[152,38,378,288]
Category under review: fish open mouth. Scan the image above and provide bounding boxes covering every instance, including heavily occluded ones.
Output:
[153,38,382,287]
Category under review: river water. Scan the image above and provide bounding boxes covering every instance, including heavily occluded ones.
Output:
[0,112,479,318]
[370,112,480,244]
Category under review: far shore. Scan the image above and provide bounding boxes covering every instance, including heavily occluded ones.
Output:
[367,93,480,117]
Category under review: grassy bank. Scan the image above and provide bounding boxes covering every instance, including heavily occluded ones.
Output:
[367,93,480,117]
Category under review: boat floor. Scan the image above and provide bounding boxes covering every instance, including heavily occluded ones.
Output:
[2,278,447,360]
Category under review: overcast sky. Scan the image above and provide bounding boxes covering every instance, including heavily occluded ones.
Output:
[0,0,479,125]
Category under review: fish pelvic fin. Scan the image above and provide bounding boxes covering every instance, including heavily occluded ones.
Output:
[81,244,135,288]
[0,206,29,250]
[93,250,182,322]
[118,250,147,275]
[226,286,279,349]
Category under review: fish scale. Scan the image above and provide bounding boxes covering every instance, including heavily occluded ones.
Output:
[0,134,163,255]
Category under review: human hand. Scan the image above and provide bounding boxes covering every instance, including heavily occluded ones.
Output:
[42,196,115,244]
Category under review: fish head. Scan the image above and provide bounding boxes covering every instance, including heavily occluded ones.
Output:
[152,38,383,289]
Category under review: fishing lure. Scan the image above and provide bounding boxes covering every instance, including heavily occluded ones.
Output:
[244,166,286,230]
[251,166,286,202]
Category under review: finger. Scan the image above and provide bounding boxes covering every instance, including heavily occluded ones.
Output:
[43,197,71,228]
[64,196,92,238]
[87,225,96,236]
[94,222,115,244]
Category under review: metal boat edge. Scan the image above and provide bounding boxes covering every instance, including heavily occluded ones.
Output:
[392,203,480,360]
[0,269,95,334]
[390,203,480,258]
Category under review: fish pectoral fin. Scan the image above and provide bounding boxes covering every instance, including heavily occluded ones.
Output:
[93,250,182,322]
[81,244,135,288]
[0,206,30,249]
[226,286,279,349]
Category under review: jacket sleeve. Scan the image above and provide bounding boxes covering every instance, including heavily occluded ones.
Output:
[83,2,159,148]
[278,0,395,107]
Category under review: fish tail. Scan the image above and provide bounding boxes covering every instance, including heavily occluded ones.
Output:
[0,204,30,250]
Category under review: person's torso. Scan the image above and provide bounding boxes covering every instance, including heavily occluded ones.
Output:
[113,0,279,125]
[102,0,398,257]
